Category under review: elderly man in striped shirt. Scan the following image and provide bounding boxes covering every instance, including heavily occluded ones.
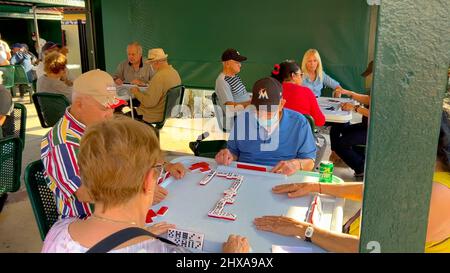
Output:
[215,48,252,131]
[41,70,185,219]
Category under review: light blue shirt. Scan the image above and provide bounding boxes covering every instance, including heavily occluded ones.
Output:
[302,71,340,97]
[10,52,35,82]
[227,109,316,167]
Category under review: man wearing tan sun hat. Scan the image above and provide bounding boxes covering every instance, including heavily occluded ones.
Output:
[40,69,128,219]
[130,48,181,123]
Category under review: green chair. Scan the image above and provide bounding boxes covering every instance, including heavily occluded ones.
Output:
[148,85,185,130]
[2,103,27,151]
[211,92,230,133]
[13,103,27,150]
[189,139,227,159]
[303,114,317,133]
[0,137,23,212]
[0,65,15,94]
[13,65,34,103]
[32,92,70,128]
[24,160,59,241]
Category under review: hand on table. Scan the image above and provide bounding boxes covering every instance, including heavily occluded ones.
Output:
[272,182,318,198]
[222,234,250,253]
[340,102,355,112]
[146,221,176,236]
[334,88,353,98]
[130,87,140,96]
[271,159,299,176]
[215,149,234,166]
[165,162,186,179]
[131,79,146,86]
[152,184,168,205]
[254,216,307,238]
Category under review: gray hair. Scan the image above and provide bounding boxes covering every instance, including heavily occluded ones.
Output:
[127,42,142,56]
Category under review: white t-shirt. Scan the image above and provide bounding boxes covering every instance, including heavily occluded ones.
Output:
[41,218,190,253]
[0,40,10,65]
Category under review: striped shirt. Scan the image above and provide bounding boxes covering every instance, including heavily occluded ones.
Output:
[41,109,92,219]
[215,73,250,111]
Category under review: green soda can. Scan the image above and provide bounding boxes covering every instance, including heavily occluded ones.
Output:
[319,161,334,183]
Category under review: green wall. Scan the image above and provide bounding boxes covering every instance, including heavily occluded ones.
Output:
[95,0,371,91]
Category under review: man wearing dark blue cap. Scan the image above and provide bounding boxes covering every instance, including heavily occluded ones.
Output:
[10,43,35,98]
[215,77,317,175]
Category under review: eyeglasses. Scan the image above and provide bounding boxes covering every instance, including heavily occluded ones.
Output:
[151,163,165,179]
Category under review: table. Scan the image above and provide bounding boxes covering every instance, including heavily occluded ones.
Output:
[318,97,357,123]
[116,84,147,119]
[154,156,345,253]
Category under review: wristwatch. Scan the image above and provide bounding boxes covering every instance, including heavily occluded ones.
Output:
[304,226,314,242]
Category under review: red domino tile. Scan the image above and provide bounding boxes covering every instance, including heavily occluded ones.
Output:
[191,162,210,168]
[236,163,267,172]
[157,206,169,216]
[146,209,157,223]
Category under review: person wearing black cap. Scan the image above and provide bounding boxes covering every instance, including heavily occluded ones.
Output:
[329,61,373,179]
[215,48,251,130]
[36,41,60,79]
[215,77,317,175]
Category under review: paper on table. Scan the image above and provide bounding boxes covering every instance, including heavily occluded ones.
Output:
[285,206,308,222]
[272,245,313,253]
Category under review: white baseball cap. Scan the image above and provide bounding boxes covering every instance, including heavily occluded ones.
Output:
[73,69,126,109]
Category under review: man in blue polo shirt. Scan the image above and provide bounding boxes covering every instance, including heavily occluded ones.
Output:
[215,77,316,176]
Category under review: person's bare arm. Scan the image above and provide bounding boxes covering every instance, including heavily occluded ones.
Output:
[335,88,370,105]
[224,100,251,108]
[271,158,315,175]
[254,216,359,253]
[272,182,364,201]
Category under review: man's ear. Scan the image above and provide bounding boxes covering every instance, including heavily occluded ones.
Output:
[143,169,156,195]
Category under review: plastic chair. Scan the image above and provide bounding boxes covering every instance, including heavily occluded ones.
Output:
[24,160,59,241]
[32,92,70,128]
[0,136,23,211]
[303,114,317,133]
[0,65,15,92]
[0,136,23,194]
[2,103,27,151]
[149,85,185,130]
[211,92,230,133]
[13,65,34,103]
[13,103,27,150]
[189,139,227,158]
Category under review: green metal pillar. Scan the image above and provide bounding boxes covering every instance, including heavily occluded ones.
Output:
[360,0,450,252]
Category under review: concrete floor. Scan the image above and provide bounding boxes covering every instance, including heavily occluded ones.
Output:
[0,99,361,253]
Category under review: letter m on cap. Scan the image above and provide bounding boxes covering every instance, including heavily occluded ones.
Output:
[258,88,269,100]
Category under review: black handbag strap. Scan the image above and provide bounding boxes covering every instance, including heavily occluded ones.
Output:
[87,227,177,253]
